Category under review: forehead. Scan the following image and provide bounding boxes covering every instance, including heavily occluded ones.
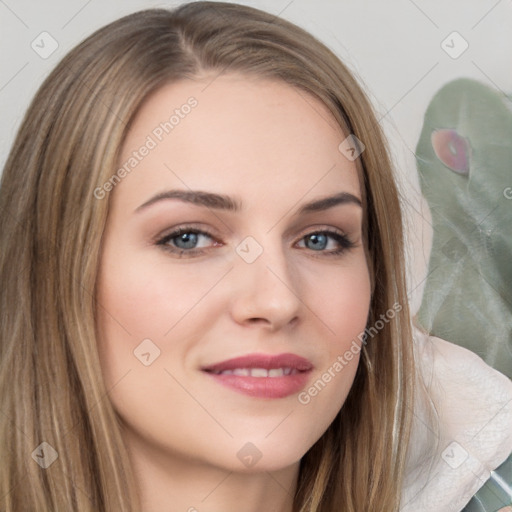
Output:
[116,74,361,210]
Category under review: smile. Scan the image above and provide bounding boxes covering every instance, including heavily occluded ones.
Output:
[210,367,299,377]
[201,353,313,399]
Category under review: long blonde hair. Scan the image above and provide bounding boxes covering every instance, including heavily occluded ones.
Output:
[0,2,415,510]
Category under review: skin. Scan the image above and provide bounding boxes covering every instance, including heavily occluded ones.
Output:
[96,74,371,512]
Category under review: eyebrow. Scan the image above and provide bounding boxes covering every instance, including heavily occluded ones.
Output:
[134,189,362,215]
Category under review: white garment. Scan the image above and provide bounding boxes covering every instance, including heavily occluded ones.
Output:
[400,325,512,511]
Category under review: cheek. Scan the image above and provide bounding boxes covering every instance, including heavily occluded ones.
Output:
[310,257,372,346]
[97,253,223,340]
[298,259,370,414]
[95,249,233,393]
[94,254,224,441]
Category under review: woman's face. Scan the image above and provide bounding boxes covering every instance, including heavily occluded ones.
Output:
[96,74,371,473]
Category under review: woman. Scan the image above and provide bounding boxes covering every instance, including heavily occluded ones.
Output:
[0,2,509,511]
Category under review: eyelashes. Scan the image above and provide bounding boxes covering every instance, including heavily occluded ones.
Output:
[155,225,357,259]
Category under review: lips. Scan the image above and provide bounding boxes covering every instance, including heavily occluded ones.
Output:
[201,353,313,399]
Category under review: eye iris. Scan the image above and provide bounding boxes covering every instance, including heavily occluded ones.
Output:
[175,232,198,249]
[306,233,328,250]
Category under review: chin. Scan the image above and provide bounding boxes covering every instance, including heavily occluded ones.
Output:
[208,433,317,474]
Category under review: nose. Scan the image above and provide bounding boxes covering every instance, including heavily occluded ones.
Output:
[229,239,302,331]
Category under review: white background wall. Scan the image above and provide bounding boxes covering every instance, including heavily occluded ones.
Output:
[1,0,511,310]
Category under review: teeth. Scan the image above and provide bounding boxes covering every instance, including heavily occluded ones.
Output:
[216,367,297,377]
[250,368,268,377]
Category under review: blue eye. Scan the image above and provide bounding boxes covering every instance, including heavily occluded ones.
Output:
[303,233,330,251]
[297,231,355,257]
[172,231,201,250]
[157,228,215,256]
[156,226,355,258]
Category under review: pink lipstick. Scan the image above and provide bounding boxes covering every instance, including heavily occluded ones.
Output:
[201,353,313,399]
